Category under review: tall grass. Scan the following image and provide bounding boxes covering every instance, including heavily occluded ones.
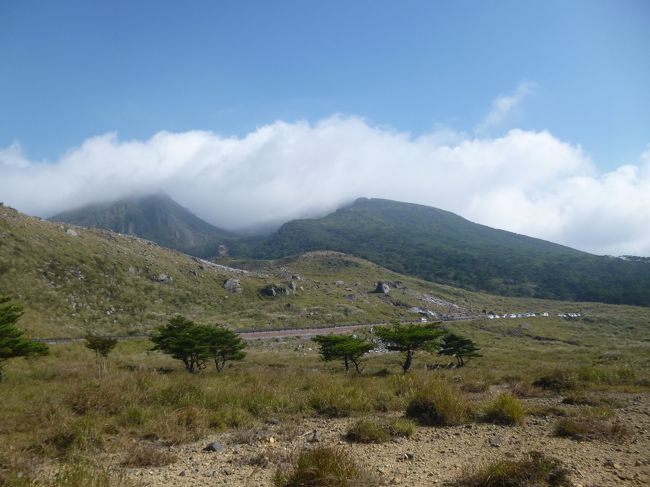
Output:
[405,378,473,426]
[273,446,377,487]
[483,393,526,425]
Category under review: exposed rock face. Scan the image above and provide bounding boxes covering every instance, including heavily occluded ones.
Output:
[260,284,278,297]
[375,281,390,294]
[260,282,297,297]
[151,273,173,283]
[224,278,243,293]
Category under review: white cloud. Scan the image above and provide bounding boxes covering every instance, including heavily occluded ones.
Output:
[1,115,649,256]
[475,81,536,134]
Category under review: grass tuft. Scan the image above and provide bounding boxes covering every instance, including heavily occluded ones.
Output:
[533,370,578,392]
[554,416,628,442]
[451,451,573,487]
[273,446,377,487]
[386,417,415,438]
[345,419,391,443]
[483,393,526,425]
[122,444,177,468]
[405,380,472,426]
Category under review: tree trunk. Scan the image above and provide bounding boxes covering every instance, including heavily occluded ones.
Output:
[402,349,414,373]
[351,358,362,374]
[344,355,349,371]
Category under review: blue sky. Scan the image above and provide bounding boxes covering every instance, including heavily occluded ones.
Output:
[1,0,648,168]
[2,1,650,255]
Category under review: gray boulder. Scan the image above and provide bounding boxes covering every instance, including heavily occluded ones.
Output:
[224,278,243,293]
[375,281,390,294]
[151,273,172,283]
[203,441,225,453]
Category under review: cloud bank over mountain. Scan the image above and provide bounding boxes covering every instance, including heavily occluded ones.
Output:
[1,116,649,256]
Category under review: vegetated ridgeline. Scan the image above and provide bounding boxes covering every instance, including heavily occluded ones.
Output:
[237,197,650,306]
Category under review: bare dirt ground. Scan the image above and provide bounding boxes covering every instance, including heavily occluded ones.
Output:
[121,392,650,486]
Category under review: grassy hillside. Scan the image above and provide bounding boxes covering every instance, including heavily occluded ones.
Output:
[3,203,648,338]
[0,204,483,336]
[49,193,233,258]
[239,198,650,306]
[3,208,650,486]
[1,302,649,485]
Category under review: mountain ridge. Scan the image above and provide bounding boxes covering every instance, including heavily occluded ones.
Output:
[234,197,650,306]
[49,193,232,258]
[44,195,650,306]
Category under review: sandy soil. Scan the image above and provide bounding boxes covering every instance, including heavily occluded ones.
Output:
[122,393,650,486]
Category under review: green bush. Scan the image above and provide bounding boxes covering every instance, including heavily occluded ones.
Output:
[345,419,391,443]
[273,446,376,486]
[387,417,415,437]
[405,381,472,426]
[451,451,573,487]
[483,393,526,425]
[309,384,369,418]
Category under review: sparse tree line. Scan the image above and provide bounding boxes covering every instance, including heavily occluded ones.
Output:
[0,295,478,381]
[313,322,480,374]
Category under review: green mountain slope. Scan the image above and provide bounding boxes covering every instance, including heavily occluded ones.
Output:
[49,193,233,258]
[239,198,650,306]
[0,204,492,336]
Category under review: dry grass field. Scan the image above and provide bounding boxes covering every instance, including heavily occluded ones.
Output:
[1,308,649,486]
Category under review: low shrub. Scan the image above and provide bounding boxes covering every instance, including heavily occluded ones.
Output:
[405,381,472,426]
[561,394,623,408]
[44,417,104,456]
[345,419,390,443]
[460,379,490,393]
[117,406,146,427]
[273,446,377,486]
[122,444,177,468]
[528,405,571,417]
[483,393,526,425]
[533,370,578,392]
[386,418,415,438]
[554,417,628,442]
[451,451,573,487]
[309,387,356,418]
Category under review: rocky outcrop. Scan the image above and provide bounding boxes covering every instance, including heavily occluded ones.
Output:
[224,278,243,293]
[260,281,298,297]
[375,281,390,294]
[150,273,173,283]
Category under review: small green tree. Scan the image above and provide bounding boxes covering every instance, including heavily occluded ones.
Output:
[375,322,445,373]
[150,316,209,373]
[312,334,374,374]
[85,334,117,358]
[438,332,481,367]
[0,296,49,382]
[84,333,118,377]
[201,324,246,372]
